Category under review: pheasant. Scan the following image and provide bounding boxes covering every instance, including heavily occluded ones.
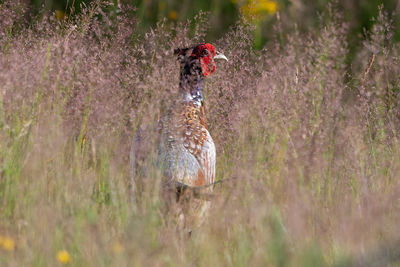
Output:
[131,43,228,229]
[159,43,227,188]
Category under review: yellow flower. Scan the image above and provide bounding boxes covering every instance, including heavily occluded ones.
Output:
[168,10,178,21]
[57,250,71,264]
[258,0,277,13]
[112,241,124,254]
[2,237,15,251]
[55,10,65,20]
[240,0,278,21]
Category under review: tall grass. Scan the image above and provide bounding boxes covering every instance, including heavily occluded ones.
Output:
[1,1,400,266]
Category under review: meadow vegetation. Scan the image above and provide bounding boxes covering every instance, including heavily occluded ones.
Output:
[1,0,400,266]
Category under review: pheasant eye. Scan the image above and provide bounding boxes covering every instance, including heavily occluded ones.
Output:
[201,49,209,57]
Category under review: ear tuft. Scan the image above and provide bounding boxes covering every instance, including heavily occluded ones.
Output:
[174,48,182,55]
[174,47,190,57]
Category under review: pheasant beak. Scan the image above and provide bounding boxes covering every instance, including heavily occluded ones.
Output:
[214,51,228,61]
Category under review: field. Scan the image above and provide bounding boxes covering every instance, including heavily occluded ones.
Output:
[1,1,400,266]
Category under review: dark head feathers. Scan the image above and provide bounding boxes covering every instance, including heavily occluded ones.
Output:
[174,47,192,56]
[174,46,194,64]
[174,43,220,77]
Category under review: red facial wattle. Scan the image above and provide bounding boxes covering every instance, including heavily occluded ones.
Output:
[200,55,216,77]
[192,43,217,77]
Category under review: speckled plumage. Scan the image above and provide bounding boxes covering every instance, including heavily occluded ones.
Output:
[158,101,216,188]
[157,44,219,192]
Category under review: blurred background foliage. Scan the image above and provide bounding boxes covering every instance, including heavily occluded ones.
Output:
[2,1,400,265]
[26,0,400,49]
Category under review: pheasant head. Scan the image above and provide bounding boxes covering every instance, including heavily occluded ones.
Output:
[174,43,228,106]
